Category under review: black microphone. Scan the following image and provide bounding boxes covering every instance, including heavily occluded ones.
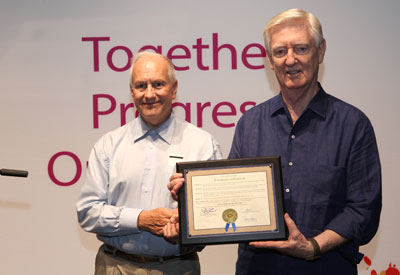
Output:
[0,169,28,178]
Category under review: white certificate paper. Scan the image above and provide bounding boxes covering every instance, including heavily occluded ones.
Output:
[186,165,277,236]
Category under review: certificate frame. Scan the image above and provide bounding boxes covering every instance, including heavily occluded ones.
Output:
[176,156,287,246]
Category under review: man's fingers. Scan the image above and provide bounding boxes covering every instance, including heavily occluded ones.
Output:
[168,173,184,190]
[284,213,304,241]
[163,222,179,244]
[284,213,295,228]
[168,173,185,202]
[249,241,273,248]
[172,182,183,193]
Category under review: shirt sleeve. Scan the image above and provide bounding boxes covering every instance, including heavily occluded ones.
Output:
[324,117,382,245]
[228,116,244,159]
[76,136,142,236]
[211,136,223,160]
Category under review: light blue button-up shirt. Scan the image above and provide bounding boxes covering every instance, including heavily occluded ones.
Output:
[77,113,222,256]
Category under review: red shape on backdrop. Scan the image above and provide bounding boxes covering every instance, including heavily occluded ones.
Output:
[386,263,399,275]
[364,256,372,266]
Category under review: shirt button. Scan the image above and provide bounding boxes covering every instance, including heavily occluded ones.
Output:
[288,161,293,166]
[143,188,149,193]
[285,188,290,193]
[291,135,296,140]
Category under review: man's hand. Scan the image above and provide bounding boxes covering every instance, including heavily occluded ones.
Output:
[168,173,185,201]
[163,212,180,243]
[137,208,177,236]
[249,213,315,259]
[250,213,348,260]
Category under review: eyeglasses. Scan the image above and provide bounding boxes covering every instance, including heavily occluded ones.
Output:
[272,44,311,58]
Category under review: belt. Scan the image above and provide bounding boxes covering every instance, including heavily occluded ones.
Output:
[103,244,196,263]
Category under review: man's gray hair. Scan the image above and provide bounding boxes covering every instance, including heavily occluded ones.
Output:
[263,8,324,54]
[129,51,176,86]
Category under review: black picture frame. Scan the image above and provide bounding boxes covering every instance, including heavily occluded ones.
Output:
[176,156,287,246]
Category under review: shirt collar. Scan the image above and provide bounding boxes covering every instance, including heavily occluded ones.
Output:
[132,113,176,144]
[305,83,328,120]
[270,83,328,120]
[270,93,286,116]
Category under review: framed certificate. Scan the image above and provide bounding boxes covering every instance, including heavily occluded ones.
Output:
[176,156,287,246]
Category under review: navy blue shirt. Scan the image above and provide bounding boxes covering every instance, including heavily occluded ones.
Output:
[229,85,382,275]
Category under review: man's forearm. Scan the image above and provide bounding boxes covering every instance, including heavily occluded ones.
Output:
[314,229,348,254]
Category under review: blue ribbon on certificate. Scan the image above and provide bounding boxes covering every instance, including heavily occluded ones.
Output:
[225,222,237,232]
[223,209,238,232]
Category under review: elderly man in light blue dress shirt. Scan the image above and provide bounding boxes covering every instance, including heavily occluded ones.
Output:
[76,51,222,275]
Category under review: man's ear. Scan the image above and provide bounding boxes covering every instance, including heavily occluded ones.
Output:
[318,38,326,64]
[266,51,275,70]
[171,80,178,100]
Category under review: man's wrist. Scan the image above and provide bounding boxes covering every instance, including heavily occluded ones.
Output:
[306,238,321,261]
[137,210,149,231]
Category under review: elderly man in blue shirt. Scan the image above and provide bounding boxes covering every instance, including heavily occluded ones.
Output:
[76,51,222,275]
[169,8,381,275]
[231,8,382,275]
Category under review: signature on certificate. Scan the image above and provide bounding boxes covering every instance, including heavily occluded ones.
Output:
[201,207,217,215]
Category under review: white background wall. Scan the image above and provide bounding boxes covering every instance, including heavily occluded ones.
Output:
[1,0,399,274]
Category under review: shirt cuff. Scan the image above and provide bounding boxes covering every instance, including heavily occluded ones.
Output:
[119,207,142,234]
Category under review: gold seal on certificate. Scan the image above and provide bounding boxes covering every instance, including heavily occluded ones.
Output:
[223,208,238,232]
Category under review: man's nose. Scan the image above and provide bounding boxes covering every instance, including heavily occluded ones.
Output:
[285,49,296,66]
[144,84,155,98]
